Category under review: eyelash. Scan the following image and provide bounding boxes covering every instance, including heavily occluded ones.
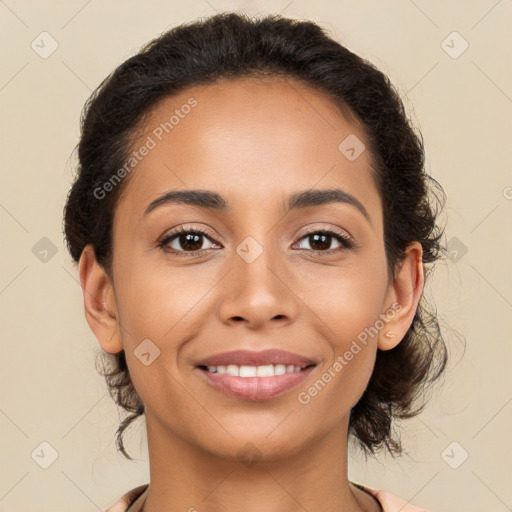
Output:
[158,225,356,258]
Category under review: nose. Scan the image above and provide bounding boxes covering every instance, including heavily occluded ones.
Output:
[216,242,299,330]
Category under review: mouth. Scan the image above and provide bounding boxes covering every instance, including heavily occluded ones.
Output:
[194,349,317,401]
[197,363,314,376]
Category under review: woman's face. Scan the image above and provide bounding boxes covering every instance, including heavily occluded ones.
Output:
[86,76,417,461]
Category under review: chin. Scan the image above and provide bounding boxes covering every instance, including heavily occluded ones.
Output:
[198,428,312,465]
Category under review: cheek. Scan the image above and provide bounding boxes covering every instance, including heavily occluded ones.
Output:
[300,262,387,408]
[305,256,389,343]
[325,287,385,352]
[112,259,215,405]
[297,325,377,422]
[115,254,213,341]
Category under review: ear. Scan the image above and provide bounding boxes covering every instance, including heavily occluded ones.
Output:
[378,241,424,351]
[78,244,123,354]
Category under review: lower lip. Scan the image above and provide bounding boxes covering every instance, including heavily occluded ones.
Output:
[196,366,316,401]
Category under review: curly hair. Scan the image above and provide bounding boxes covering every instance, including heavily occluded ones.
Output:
[62,11,450,461]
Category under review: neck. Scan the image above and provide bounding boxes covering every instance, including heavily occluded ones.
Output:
[140,412,380,512]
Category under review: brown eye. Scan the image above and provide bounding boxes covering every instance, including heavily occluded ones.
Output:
[295,229,354,254]
[174,232,204,251]
[306,233,333,251]
[159,226,221,256]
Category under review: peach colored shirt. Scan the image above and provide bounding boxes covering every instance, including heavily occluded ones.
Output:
[104,482,435,512]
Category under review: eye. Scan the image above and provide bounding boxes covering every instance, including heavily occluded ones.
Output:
[158,226,355,257]
[294,228,354,254]
[158,226,221,256]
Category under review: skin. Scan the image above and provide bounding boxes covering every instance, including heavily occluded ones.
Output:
[79,76,424,512]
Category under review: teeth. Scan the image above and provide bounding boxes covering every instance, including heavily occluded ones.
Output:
[206,364,304,377]
[240,365,257,377]
[274,364,286,375]
[257,364,274,377]
[226,364,239,376]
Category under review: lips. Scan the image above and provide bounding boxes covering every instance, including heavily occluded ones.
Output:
[194,349,317,400]
[195,349,316,368]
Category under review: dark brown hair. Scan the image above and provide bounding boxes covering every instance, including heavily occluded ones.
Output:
[63,11,451,461]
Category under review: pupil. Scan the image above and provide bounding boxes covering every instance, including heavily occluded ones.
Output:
[181,233,202,251]
[310,233,330,251]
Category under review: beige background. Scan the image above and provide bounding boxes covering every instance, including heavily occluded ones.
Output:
[1,1,511,511]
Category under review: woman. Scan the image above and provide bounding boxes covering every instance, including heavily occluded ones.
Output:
[63,12,447,512]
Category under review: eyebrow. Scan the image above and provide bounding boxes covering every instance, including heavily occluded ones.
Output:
[143,188,371,225]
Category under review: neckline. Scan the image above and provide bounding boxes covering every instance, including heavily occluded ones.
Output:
[350,482,384,512]
[125,485,149,512]
[125,482,382,512]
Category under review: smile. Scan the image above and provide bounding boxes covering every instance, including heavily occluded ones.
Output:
[204,364,304,377]
[195,364,316,401]
[194,349,317,400]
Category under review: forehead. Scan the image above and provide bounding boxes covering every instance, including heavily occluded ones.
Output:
[114,76,379,222]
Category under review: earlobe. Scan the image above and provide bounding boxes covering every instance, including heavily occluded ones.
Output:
[378,241,424,351]
[78,244,123,354]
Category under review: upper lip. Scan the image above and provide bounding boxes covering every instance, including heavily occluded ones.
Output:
[195,349,316,368]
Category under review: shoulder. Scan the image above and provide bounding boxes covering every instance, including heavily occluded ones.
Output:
[104,484,149,512]
[352,482,436,512]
